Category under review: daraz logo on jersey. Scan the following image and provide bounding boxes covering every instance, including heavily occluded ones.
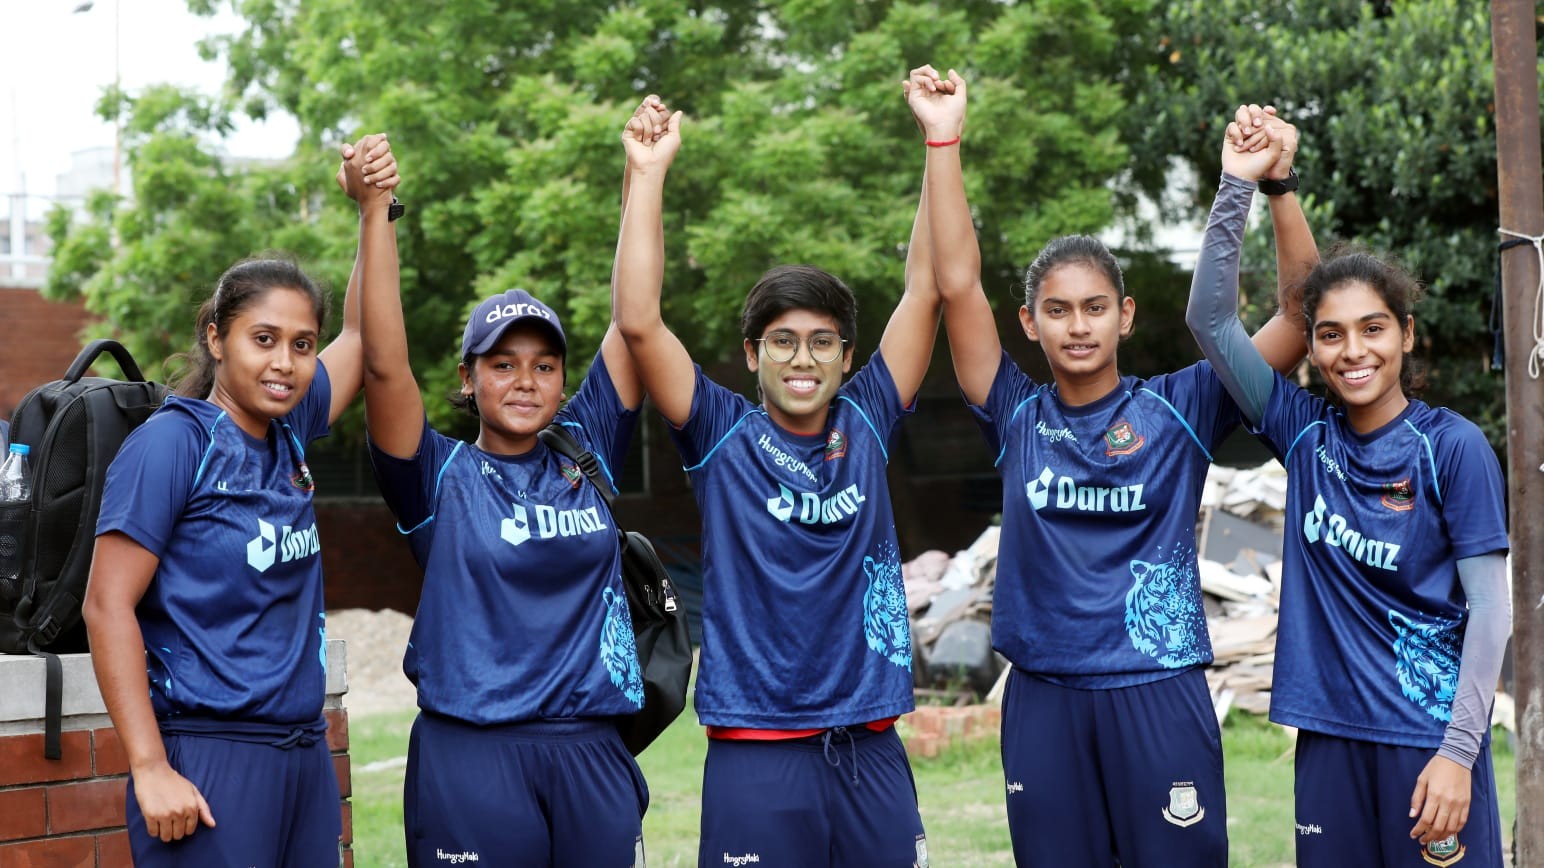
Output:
[246,519,321,573]
[1301,494,1401,571]
[765,482,867,525]
[500,502,609,547]
[1025,467,1147,513]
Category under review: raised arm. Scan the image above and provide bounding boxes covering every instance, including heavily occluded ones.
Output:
[876,115,943,405]
[84,534,215,842]
[613,96,695,426]
[598,100,666,413]
[319,134,398,425]
[1185,114,1284,425]
[335,134,420,458]
[909,67,1001,407]
[1232,104,1315,373]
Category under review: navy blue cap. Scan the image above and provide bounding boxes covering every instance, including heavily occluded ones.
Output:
[460,289,566,359]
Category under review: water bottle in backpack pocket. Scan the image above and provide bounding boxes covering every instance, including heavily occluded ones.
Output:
[0,444,33,601]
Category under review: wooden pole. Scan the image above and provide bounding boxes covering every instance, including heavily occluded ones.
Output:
[1490,2,1544,863]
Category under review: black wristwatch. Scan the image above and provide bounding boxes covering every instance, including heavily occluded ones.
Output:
[387,196,405,222]
[1257,168,1299,197]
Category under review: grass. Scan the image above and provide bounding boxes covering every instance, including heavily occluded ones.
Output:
[348,707,1517,867]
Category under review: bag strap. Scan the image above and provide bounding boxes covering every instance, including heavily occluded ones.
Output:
[64,339,146,384]
[537,424,620,520]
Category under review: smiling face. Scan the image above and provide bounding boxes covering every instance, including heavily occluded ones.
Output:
[744,308,854,434]
[206,286,321,439]
[1310,280,1414,432]
[1021,262,1134,403]
[461,321,566,454]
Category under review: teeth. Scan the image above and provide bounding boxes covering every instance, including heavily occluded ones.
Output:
[1342,369,1373,382]
[264,382,292,392]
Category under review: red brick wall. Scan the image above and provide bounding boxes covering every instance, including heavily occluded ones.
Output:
[0,287,95,420]
[0,709,353,867]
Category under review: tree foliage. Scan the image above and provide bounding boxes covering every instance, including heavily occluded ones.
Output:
[52,0,1146,436]
[47,0,1529,452]
[1123,0,1540,448]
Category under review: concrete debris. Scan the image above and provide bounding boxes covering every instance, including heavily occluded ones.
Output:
[902,460,1516,734]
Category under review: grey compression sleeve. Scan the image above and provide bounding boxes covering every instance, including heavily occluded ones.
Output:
[1185,173,1276,426]
[1436,552,1512,767]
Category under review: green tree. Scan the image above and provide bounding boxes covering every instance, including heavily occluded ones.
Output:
[51,0,1149,437]
[1122,0,1539,448]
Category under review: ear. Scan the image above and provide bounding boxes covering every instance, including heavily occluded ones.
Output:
[206,322,223,362]
[1118,296,1137,338]
[1402,315,1416,353]
[1018,305,1039,342]
[458,361,474,395]
[744,338,760,373]
[841,344,855,375]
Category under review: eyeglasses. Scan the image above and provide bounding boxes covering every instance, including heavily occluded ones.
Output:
[756,330,848,364]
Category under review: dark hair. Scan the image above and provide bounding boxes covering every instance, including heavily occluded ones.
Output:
[740,265,858,345]
[1022,235,1125,309]
[1302,247,1426,393]
[170,258,329,399]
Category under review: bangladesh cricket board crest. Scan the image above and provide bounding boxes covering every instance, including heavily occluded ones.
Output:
[1104,420,1144,457]
[1422,834,1465,866]
[1161,783,1205,828]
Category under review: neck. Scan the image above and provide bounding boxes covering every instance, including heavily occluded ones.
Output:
[1051,366,1121,408]
[765,404,829,437]
[1345,390,1411,435]
[206,390,271,440]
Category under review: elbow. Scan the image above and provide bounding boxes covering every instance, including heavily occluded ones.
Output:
[615,313,660,347]
[1184,295,1209,341]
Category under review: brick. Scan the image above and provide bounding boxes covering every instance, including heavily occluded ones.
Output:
[0,788,46,843]
[339,801,352,847]
[0,834,95,868]
[342,848,354,868]
[0,733,93,787]
[905,732,940,760]
[90,730,128,777]
[332,754,351,799]
[46,779,125,835]
[95,831,129,867]
[324,709,349,752]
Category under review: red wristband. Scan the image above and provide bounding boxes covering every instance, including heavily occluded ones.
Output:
[925,136,961,148]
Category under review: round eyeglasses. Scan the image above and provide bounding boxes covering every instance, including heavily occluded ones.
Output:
[756,330,848,364]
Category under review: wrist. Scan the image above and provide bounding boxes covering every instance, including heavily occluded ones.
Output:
[1257,168,1299,197]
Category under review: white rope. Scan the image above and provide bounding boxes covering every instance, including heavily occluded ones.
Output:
[1497,227,1544,380]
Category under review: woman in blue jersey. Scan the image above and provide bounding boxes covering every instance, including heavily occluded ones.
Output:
[82,134,399,866]
[1189,118,1511,868]
[358,102,659,867]
[911,69,1315,866]
[614,86,941,866]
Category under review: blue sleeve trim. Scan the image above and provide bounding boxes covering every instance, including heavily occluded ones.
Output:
[683,410,758,472]
[995,391,1042,468]
[1138,388,1213,462]
[399,440,464,535]
[837,395,889,463]
[1404,419,1443,505]
[1283,420,1327,463]
[192,411,228,487]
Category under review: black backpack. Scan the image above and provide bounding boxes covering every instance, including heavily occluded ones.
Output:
[2,340,169,758]
[538,423,693,755]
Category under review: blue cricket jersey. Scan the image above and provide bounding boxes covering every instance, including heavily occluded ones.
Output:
[97,364,333,724]
[1256,375,1509,747]
[369,353,643,725]
[974,352,1240,688]
[670,352,915,729]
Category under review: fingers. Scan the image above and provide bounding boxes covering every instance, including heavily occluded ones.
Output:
[666,110,683,137]
[197,790,216,828]
[1409,776,1428,819]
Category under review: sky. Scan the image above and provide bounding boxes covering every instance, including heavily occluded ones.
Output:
[1,0,296,203]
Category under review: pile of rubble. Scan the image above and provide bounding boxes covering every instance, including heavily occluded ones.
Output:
[904,460,1516,732]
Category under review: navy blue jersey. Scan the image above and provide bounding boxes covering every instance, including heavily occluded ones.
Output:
[97,364,333,724]
[669,352,915,729]
[1255,375,1509,747]
[370,353,642,725]
[973,353,1241,688]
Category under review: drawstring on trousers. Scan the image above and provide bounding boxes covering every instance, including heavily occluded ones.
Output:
[821,726,860,785]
